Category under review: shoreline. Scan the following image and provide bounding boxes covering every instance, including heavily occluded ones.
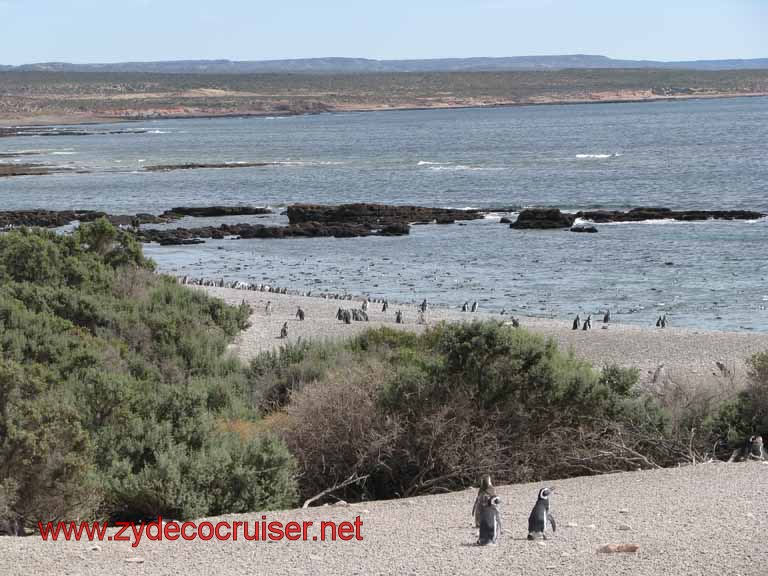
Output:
[2,91,767,129]
[196,284,768,386]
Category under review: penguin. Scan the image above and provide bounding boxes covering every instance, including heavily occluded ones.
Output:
[296,307,305,321]
[279,322,288,339]
[511,316,520,328]
[528,487,556,540]
[586,314,592,329]
[472,475,497,528]
[746,435,764,460]
[603,309,611,323]
[660,314,667,328]
[572,314,580,330]
[395,310,403,324]
[462,301,469,312]
[476,494,502,546]
[336,307,344,321]
[362,300,369,312]
[343,310,352,324]
[656,315,662,327]
[265,301,272,316]
[420,299,428,313]
[382,301,389,313]
[471,301,479,313]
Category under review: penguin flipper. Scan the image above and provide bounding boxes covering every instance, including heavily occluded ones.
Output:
[548,513,556,533]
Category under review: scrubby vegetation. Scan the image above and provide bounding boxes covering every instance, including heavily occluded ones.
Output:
[251,324,768,503]
[0,221,297,532]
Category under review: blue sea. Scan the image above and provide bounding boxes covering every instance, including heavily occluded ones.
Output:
[2,96,767,330]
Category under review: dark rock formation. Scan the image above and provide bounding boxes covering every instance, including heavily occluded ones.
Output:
[510,208,576,229]
[144,162,273,172]
[286,203,483,226]
[138,221,410,244]
[570,224,598,233]
[511,206,765,230]
[499,217,512,224]
[160,206,272,218]
[0,210,165,229]
[577,207,763,223]
[0,163,82,177]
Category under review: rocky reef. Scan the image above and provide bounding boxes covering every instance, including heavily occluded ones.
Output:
[287,203,484,226]
[511,207,765,230]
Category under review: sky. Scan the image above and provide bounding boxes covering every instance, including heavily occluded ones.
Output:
[0,0,766,65]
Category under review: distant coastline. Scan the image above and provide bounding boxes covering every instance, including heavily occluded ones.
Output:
[3,90,768,129]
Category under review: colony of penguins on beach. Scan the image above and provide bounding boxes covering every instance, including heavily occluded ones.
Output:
[179,276,673,331]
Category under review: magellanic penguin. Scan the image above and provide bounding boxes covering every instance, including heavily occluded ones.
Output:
[472,475,497,528]
[528,487,556,540]
[572,314,580,330]
[476,494,502,546]
[603,309,611,323]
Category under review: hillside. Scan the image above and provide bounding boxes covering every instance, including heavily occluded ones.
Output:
[2,68,768,126]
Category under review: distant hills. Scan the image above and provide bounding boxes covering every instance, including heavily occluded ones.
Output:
[2,55,768,74]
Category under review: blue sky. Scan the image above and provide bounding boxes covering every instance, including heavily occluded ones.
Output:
[0,0,765,64]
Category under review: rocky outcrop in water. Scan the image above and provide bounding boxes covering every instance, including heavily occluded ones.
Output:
[159,206,272,218]
[511,207,765,230]
[0,163,83,177]
[577,207,763,223]
[510,208,576,229]
[0,210,165,228]
[139,221,410,244]
[144,162,274,172]
[287,203,483,226]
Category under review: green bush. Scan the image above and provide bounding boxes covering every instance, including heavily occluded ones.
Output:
[277,322,661,502]
[0,221,297,530]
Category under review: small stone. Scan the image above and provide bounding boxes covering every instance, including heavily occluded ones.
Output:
[537,541,547,547]
[309,554,322,561]
[619,509,629,514]
[125,557,145,564]
[565,522,578,528]
[361,509,371,514]
[334,500,349,507]
[618,524,633,531]
[89,544,101,551]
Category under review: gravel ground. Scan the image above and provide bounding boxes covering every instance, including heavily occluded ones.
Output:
[2,462,766,575]
[198,286,768,385]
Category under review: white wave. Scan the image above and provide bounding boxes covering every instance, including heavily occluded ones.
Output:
[575,153,622,159]
[51,151,77,155]
[138,159,146,163]
[428,165,504,172]
[147,130,169,134]
[417,160,449,166]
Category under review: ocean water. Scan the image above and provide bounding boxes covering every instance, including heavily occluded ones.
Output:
[1,97,767,330]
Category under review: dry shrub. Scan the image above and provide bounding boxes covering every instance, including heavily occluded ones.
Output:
[278,359,396,501]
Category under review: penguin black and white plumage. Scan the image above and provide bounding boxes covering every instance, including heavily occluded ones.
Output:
[660,314,668,328]
[472,475,497,528]
[603,309,611,323]
[382,301,389,313]
[572,315,580,330]
[511,316,520,328]
[296,307,305,321]
[420,299,428,313]
[395,310,403,324]
[656,315,662,327]
[462,301,469,312]
[527,487,556,540]
[476,494,502,546]
[471,301,479,313]
[280,322,288,339]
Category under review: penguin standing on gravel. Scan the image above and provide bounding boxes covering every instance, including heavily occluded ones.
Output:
[476,494,502,546]
[395,310,403,324]
[528,487,556,540]
[462,301,469,312]
[472,475,497,528]
[471,301,479,313]
[572,314,580,330]
[603,309,611,323]
[280,322,288,339]
[382,300,389,313]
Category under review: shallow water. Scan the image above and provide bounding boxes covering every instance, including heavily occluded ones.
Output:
[2,97,767,330]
